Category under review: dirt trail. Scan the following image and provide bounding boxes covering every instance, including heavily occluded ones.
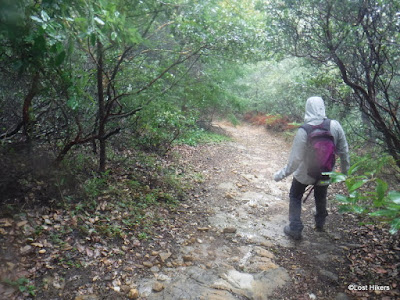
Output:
[2,120,399,300]
[137,122,351,300]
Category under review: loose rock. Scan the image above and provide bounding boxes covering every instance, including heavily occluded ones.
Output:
[152,282,164,292]
[159,251,172,262]
[142,261,153,268]
[223,227,237,234]
[128,288,139,299]
[182,255,194,262]
[74,295,99,300]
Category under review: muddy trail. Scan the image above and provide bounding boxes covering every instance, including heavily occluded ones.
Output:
[134,122,354,300]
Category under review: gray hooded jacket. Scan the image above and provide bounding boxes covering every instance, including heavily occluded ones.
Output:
[274,97,350,185]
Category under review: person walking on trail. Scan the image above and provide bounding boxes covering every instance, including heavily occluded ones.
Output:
[274,96,350,240]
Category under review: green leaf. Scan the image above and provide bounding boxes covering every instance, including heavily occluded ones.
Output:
[369,209,396,218]
[338,205,353,213]
[94,16,105,26]
[328,172,346,183]
[335,194,350,203]
[41,10,50,22]
[55,50,66,66]
[67,97,78,110]
[30,16,43,23]
[67,40,74,56]
[111,31,117,41]
[352,205,366,214]
[388,191,400,204]
[32,35,47,55]
[348,179,367,193]
[90,33,97,46]
[375,178,388,206]
[347,158,366,175]
[376,178,388,196]
[389,218,400,234]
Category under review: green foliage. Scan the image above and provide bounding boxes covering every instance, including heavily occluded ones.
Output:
[330,156,400,234]
[3,277,36,296]
[84,171,110,199]
[133,104,197,155]
[177,128,231,146]
[262,0,400,165]
[1,0,267,175]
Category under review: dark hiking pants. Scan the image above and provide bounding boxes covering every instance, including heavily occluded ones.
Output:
[288,178,329,233]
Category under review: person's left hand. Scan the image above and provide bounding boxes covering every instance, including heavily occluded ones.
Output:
[273,170,283,182]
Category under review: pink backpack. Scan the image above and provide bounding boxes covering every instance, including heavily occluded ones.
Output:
[301,119,336,182]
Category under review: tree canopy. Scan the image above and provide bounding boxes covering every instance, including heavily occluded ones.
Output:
[0,0,268,171]
[262,0,400,166]
[1,0,399,169]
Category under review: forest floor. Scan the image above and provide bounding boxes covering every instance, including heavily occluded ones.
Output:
[0,121,399,300]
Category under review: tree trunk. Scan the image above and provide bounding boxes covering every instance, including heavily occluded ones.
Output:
[97,40,106,173]
[22,72,40,145]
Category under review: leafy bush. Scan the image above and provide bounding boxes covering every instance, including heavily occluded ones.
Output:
[330,156,400,234]
[134,108,195,155]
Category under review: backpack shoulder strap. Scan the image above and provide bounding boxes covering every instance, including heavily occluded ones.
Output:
[303,119,332,131]
[322,118,331,130]
[300,123,312,135]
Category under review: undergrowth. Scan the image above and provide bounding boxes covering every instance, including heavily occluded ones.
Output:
[177,128,231,146]
[243,111,300,132]
[0,126,228,243]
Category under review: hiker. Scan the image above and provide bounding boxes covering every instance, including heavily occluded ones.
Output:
[274,96,350,240]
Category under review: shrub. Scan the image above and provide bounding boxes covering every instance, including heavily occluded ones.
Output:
[330,156,400,234]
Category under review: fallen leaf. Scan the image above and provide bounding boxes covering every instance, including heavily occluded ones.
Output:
[0,218,13,227]
[374,267,388,274]
[86,248,94,257]
[17,220,28,227]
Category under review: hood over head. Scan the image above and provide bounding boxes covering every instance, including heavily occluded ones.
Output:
[304,96,326,123]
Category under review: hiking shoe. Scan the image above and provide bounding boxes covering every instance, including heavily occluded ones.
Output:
[284,225,302,240]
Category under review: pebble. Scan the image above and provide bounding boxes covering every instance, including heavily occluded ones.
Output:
[128,288,139,299]
[319,269,339,281]
[20,245,33,255]
[197,227,210,232]
[150,266,160,273]
[157,274,170,281]
[152,282,164,292]
[74,295,99,300]
[223,227,237,234]
[142,261,153,268]
[335,292,349,300]
[158,252,172,262]
[182,255,194,262]
[255,247,275,259]
[225,193,235,199]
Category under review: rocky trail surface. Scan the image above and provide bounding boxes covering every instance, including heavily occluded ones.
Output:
[134,122,354,300]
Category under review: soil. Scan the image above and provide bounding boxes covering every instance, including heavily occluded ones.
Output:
[0,121,399,300]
